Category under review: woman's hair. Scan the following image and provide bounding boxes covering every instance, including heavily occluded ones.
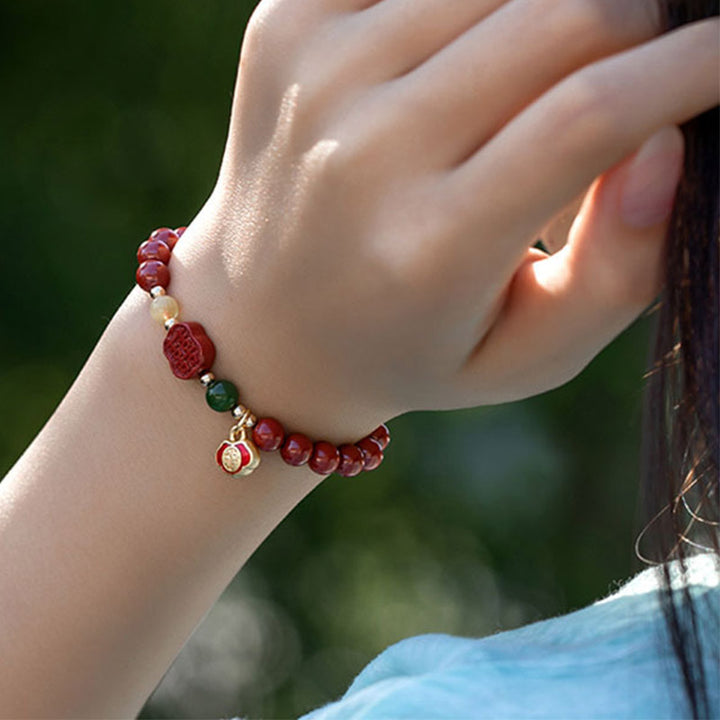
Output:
[641,1,719,717]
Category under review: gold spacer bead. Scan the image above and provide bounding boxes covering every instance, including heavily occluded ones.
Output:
[164,317,178,331]
[150,286,166,299]
[231,405,256,428]
[200,372,216,387]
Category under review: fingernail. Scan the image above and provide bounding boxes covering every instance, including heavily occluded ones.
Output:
[620,126,684,229]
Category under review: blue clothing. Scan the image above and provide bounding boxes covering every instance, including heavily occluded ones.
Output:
[300,555,719,720]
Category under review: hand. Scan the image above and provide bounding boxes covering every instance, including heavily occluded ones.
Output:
[172,0,718,440]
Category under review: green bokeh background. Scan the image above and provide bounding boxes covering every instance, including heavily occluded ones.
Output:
[0,2,653,718]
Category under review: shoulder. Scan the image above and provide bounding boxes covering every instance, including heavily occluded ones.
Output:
[301,555,719,720]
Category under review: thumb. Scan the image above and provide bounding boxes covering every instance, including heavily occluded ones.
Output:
[567,124,685,309]
[461,126,684,402]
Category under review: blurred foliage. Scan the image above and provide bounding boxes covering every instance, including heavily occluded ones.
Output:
[0,2,654,718]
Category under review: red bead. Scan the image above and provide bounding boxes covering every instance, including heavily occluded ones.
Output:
[150,227,180,250]
[369,424,391,450]
[252,418,285,452]
[280,433,313,466]
[173,226,187,241]
[137,239,171,264]
[309,442,340,476]
[337,444,365,477]
[163,322,216,379]
[136,260,170,292]
[357,437,384,471]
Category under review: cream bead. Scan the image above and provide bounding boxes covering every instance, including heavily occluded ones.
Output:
[150,295,180,325]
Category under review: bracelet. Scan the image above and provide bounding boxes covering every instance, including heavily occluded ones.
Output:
[135,226,390,478]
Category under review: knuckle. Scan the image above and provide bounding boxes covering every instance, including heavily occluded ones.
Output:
[292,58,356,127]
[563,0,661,43]
[268,67,353,153]
[561,0,612,39]
[320,128,374,178]
[551,67,623,147]
[249,30,359,145]
[300,127,382,209]
[244,0,318,62]
[316,100,395,179]
[293,75,329,120]
[246,0,296,38]
[244,1,279,48]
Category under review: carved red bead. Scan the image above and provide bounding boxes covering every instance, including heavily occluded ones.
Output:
[137,239,171,264]
[369,424,390,450]
[309,442,341,475]
[173,226,187,243]
[163,322,216,380]
[150,227,180,250]
[136,260,170,292]
[252,417,285,452]
[357,437,383,471]
[281,433,313,466]
[337,444,365,477]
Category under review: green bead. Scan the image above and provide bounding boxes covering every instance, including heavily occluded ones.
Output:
[205,379,239,412]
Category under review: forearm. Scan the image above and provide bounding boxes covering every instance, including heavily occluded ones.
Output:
[0,283,324,718]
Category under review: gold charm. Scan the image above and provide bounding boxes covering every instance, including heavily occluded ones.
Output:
[216,423,261,476]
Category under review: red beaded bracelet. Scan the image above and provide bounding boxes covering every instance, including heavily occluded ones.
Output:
[135,226,390,478]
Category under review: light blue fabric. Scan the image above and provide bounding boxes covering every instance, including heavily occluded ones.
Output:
[300,555,719,720]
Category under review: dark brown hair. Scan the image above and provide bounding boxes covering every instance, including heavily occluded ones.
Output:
[641,1,719,717]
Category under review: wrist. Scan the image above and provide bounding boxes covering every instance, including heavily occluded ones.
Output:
[164,212,392,446]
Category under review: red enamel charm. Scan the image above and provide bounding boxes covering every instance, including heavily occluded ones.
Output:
[216,440,252,475]
[216,424,261,476]
[163,322,216,379]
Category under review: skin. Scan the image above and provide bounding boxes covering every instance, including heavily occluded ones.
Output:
[0,0,717,716]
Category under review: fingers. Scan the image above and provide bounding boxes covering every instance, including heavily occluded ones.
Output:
[238,0,663,171]
[442,18,719,279]
[384,0,662,166]
[350,0,504,78]
[459,126,685,403]
[245,0,502,90]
